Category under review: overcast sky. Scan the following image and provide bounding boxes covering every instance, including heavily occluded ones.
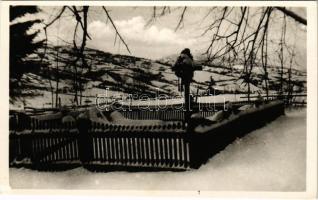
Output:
[23,6,306,70]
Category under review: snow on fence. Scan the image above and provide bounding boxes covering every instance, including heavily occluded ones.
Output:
[188,100,285,168]
[120,110,185,121]
[9,100,284,171]
[119,101,254,121]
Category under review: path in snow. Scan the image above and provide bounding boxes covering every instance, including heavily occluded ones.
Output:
[9,108,306,191]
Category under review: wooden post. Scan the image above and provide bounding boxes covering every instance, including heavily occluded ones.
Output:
[77,116,93,165]
[195,88,199,103]
[184,82,191,123]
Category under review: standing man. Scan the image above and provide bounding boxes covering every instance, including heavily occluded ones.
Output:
[172,48,195,123]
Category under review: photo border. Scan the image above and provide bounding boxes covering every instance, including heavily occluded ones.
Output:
[0,1,316,199]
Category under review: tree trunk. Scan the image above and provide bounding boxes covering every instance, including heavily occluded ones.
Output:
[247,79,250,102]
[74,67,78,106]
[184,82,191,122]
[49,79,54,108]
[55,49,59,108]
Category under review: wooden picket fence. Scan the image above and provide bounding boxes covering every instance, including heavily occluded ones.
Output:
[120,110,217,121]
[9,116,191,170]
[9,100,285,171]
[118,101,255,121]
[89,124,190,169]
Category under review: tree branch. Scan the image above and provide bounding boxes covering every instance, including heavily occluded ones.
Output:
[275,7,307,25]
[175,7,187,31]
[102,6,131,54]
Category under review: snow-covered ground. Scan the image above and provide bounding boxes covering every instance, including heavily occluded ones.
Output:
[9,108,306,191]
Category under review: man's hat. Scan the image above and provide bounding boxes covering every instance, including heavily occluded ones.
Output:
[180,48,193,59]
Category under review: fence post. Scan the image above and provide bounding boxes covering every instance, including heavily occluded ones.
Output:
[188,131,204,169]
[77,114,93,165]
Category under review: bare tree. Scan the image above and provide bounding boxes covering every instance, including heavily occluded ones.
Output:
[55,46,60,107]
[42,6,131,106]
[260,8,273,100]
[278,12,287,96]
[147,6,306,99]
[41,6,306,104]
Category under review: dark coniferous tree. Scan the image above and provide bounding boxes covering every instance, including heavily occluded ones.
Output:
[10,6,45,80]
[10,6,45,98]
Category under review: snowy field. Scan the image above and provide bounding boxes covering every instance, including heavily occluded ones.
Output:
[9,108,306,191]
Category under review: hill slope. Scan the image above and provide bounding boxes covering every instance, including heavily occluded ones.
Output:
[10,45,307,109]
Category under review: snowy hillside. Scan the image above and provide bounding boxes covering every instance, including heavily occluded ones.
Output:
[10,45,307,109]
